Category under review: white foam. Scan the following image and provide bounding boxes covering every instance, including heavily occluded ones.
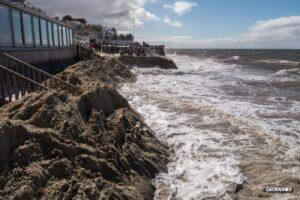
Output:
[261,59,300,66]
[274,68,300,77]
[230,56,240,60]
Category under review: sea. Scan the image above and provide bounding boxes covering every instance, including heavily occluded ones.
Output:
[119,49,300,200]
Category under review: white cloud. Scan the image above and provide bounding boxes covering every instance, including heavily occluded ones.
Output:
[169,35,191,40]
[163,15,183,27]
[140,16,300,48]
[26,0,158,32]
[164,1,197,16]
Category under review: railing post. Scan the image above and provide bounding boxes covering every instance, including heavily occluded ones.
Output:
[13,75,19,100]
[6,71,12,102]
[20,76,25,97]
[0,68,4,99]
[26,76,31,93]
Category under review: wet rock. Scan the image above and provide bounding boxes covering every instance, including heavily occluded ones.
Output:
[119,56,178,69]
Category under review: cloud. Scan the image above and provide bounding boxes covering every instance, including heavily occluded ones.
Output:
[163,1,197,16]
[140,16,300,48]
[163,15,183,27]
[169,35,191,40]
[26,0,158,32]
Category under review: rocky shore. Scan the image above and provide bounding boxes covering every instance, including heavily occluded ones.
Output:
[118,56,178,69]
[0,58,169,199]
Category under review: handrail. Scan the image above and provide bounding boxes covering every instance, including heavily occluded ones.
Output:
[0,64,50,101]
[0,52,78,92]
[0,65,49,90]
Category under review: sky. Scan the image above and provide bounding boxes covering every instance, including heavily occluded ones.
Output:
[26,0,300,49]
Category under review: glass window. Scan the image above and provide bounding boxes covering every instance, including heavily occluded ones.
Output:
[53,23,59,46]
[67,28,71,46]
[12,9,23,45]
[70,29,73,45]
[40,19,47,46]
[68,29,70,45]
[65,27,69,47]
[62,26,66,47]
[22,13,33,45]
[59,25,63,46]
[0,5,12,45]
[33,16,41,45]
[47,21,53,46]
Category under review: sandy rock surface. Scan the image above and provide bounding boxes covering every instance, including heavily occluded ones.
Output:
[0,58,168,200]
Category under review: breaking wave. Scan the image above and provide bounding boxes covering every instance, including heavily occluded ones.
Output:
[274,68,300,77]
[260,59,300,66]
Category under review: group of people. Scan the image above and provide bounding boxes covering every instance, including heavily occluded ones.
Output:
[88,39,150,57]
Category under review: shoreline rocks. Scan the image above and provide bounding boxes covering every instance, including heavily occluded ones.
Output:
[0,58,169,199]
[118,56,178,69]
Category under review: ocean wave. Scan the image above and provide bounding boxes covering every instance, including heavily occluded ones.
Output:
[226,55,241,61]
[260,59,300,66]
[274,68,300,77]
[241,79,300,89]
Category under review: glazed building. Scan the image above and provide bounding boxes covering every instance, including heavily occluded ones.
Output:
[0,0,74,71]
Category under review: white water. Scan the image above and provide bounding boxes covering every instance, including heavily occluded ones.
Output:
[119,53,300,199]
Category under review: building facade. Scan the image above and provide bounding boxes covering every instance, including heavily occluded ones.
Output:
[0,0,74,71]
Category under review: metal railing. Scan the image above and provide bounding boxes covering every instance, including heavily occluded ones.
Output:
[0,52,79,102]
[0,64,49,101]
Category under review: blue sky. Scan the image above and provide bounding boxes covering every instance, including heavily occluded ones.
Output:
[143,0,300,37]
[28,0,300,48]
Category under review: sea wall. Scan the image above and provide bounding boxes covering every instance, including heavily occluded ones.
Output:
[118,56,178,69]
[0,58,169,199]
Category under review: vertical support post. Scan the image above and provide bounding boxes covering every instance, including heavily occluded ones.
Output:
[13,75,18,100]
[37,71,41,84]
[26,78,31,93]
[31,69,36,91]
[20,76,25,98]
[0,68,5,99]
[6,71,12,102]
[21,64,25,96]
